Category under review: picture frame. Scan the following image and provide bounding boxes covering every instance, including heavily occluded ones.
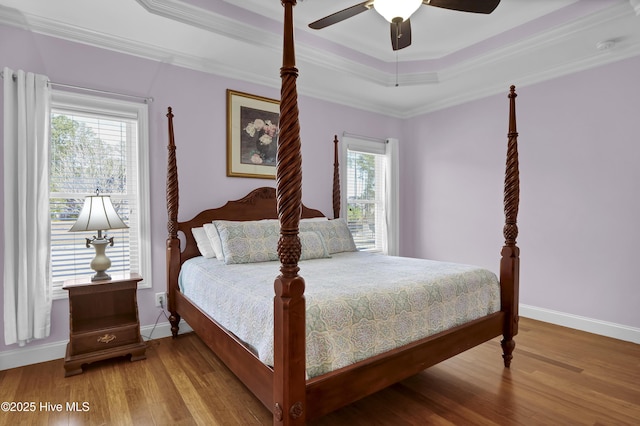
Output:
[226,89,279,179]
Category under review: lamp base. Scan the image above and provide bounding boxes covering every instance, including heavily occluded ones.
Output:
[87,237,113,282]
[91,271,111,281]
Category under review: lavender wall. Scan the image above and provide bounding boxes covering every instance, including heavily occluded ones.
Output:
[0,24,402,356]
[402,55,640,329]
[1,21,638,363]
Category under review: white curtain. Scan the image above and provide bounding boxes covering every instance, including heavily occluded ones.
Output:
[384,138,400,256]
[3,67,52,346]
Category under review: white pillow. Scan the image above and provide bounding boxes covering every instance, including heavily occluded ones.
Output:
[191,227,216,258]
[203,223,224,260]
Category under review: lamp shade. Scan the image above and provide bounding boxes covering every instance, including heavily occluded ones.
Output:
[374,0,422,22]
[69,195,128,232]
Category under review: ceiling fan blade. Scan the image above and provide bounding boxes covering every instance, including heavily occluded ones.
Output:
[390,19,412,51]
[309,1,371,30]
[423,0,501,14]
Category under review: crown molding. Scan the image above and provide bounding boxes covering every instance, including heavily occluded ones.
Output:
[0,4,28,28]
[135,0,282,51]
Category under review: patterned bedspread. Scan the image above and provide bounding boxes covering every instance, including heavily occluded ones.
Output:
[179,252,500,378]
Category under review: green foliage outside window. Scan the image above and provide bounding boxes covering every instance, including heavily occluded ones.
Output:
[49,114,127,219]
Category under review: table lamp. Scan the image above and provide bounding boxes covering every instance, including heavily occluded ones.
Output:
[69,192,129,281]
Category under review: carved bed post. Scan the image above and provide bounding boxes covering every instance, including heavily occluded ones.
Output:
[273,1,306,425]
[166,107,181,338]
[500,86,520,367]
[333,135,341,219]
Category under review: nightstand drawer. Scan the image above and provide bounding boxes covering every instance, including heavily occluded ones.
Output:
[71,324,140,355]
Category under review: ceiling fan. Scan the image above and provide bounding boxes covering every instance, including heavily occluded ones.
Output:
[309,0,501,51]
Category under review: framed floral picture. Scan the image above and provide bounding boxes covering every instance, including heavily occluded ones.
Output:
[226,89,279,179]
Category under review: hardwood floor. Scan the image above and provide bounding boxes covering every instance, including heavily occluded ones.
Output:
[1,318,638,425]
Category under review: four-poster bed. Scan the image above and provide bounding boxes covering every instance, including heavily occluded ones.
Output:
[165,1,520,425]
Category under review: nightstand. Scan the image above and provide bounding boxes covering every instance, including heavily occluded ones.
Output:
[63,273,147,377]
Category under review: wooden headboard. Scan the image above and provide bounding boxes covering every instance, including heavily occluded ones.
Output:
[173,187,326,264]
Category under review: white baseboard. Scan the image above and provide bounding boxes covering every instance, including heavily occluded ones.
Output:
[520,304,640,344]
[0,320,193,371]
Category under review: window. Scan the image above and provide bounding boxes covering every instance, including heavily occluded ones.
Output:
[343,136,399,254]
[346,150,386,251]
[49,91,151,296]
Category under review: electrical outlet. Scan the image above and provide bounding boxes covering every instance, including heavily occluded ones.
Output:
[155,292,166,308]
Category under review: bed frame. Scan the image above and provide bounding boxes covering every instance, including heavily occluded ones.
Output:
[165,2,520,424]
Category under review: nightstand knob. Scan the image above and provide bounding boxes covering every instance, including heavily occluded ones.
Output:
[97,334,117,344]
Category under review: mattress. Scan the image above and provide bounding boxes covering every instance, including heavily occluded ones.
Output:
[179,251,500,378]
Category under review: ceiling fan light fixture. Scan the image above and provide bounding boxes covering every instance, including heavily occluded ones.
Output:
[374,0,422,23]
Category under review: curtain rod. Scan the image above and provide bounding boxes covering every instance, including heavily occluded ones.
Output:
[1,71,153,104]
